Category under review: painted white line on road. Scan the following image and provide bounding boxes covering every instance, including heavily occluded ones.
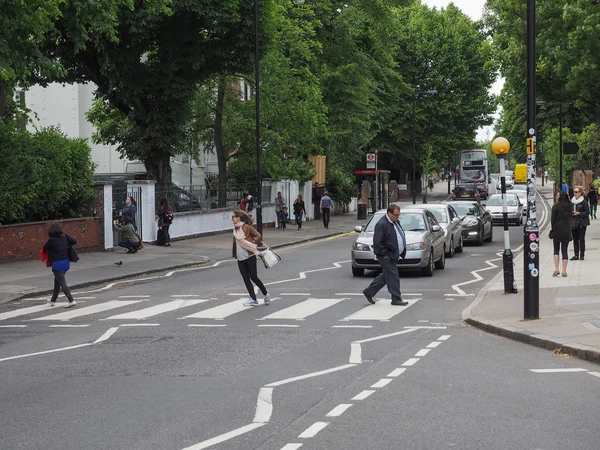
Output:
[280,293,311,296]
[266,364,357,388]
[588,372,600,379]
[404,326,447,330]
[281,444,303,450]
[120,323,160,327]
[415,349,431,357]
[418,320,429,323]
[73,297,96,300]
[355,328,418,344]
[257,324,299,328]
[530,368,588,373]
[183,298,270,320]
[49,324,90,328]
[326,404,353,417]
[33,300,142,321]
[335,293,363,296]
[332,325,372,329]
[371,378,392,388]
[448,254,502,296]
[340,299,419,322]
[94,327,119,344]
[427,341,442,349]
[264,261,349,287]
[298,422,329,439]
[0,342,92,363]
[438,335,451,341]
[261,298,347,320]
[387,368,406,377]
[0,325,28,328]
[171,295,200,297]
[253,387,273,423]
[106,299,207,320]
[349,343,361,364]
[181,423,265,450]
[228,293,248,296]
[351,390,375,401]
[0,304,68,321]
[187,324,227,328]
[402,358,420,367]
[118,295,150,298]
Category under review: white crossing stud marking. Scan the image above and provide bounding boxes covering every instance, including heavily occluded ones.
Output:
[118,295,150,298]
[298,422,329,439]
[426,341,442,348]
[530,368,589,373]
[371,378,392,388]
[188,324,227,327]
[0,325,28,328]
[120,323,160,327]
[438,335,451,341]
[32,300,142,321]
[402,358,420,367]
[351,390,375,401]
[415,349,430,357]
[588,372,600,379]
[332,325,372,329]
[106,300,207,320]
[257,324,299,328]
[170,295,200,297]
[339,299,419,321]
[49,324,90,328]
[280,293,311,296]
[261,298,347,320]
[387,368,406,377]
[0,304,69,321]
[326,404,353,417]
[183,298,262,320]
[281,444,303,450]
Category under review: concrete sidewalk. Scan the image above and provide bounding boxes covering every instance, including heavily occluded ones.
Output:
[463,179,600,363]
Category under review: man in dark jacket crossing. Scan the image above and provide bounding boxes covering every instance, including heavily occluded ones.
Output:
[363,204,408,306]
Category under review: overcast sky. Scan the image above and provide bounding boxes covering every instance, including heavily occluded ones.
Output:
[422,0,501,142]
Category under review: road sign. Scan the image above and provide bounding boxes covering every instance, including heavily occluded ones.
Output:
[526,138,535,155]
[366,153,376,169]
[563,142,579,155]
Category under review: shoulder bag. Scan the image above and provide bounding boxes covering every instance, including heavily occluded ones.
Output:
[65,235,79,262]
[258,242,281,269]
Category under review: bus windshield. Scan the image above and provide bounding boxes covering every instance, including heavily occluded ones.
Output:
[461,168,486,182]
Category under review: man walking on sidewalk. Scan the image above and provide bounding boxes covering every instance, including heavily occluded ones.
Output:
[320,191,332,229]
[363,204,408,306]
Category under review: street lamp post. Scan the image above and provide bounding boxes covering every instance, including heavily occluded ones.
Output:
[492,137,517,294]
[412,90,438,205]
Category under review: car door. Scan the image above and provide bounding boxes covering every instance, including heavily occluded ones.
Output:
[426,212,445,258]
[477,203,492,234]
[448,206,462,244]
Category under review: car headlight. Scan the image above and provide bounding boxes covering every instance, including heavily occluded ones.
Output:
[463,218,479,227]
[406,242,426,251]
[353,242,370,251]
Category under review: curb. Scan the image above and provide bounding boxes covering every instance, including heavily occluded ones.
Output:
[462,192,600,365]
[1,231,349,305]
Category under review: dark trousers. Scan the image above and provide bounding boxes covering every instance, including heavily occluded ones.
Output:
[119,240,140,250]
[238,256,268,300]
[51,270,73,302]
[157,226,171,245]
[553,239,569,260]
[572,226,587,257]
[295,213,303,229]
[364,255,402,302]
[322,208,331,228]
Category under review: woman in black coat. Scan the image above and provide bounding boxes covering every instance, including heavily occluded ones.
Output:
[571,185,591,261]
[42,223,77,307]
[550,191,573,277]
[293,194,306,231]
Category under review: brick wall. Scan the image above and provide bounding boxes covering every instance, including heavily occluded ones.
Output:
[0,218,101,262]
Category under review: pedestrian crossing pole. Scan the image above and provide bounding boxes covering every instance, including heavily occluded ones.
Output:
[524,0,540,319]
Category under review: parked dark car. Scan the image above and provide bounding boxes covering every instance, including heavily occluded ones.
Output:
[452,184,480,201]
[444,200,493,246]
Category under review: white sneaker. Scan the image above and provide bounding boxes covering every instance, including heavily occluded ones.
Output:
[64,300,77,308]
[47,300,56,307]
[264,294,271,305]
[243,299,259,307]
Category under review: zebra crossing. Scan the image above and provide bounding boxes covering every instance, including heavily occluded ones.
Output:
[0,293,421,328]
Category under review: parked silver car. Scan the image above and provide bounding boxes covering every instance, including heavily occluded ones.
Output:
[404,204,463,257]
[351,209,446,277]
[512,190,528,215]
[485,193,523,225]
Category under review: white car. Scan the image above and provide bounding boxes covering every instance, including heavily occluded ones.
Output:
[512,190,528,215]
[485,193,523,225]
[495,177,514,191]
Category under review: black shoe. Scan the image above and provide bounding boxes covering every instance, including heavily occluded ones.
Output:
[570,256,579,261]
[391,300,408,306]
[363,290,375,305]
[580,256,585,261]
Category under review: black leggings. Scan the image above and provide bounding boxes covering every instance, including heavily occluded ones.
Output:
[572,226,587,257]
[51,270,73,302]
[238,256,267,300]
[553,239,569,260]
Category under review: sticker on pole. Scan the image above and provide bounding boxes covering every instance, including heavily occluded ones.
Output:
[530,243,538,251]
[366,153,376,169]
[529,233,536,241]
[531,269,539,277]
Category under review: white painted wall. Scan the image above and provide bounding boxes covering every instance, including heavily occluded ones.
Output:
[103,184,114,250]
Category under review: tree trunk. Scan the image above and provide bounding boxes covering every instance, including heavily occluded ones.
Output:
[0,84,7,119]
[145,152,172,190]
[215,75,228,207]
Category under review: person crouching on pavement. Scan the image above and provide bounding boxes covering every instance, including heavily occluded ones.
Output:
[363,204,408,306]
[114,216,140,253]
[232,210,271,307]
[42,223,77,308]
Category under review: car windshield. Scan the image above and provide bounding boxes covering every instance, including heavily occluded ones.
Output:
[425,208,448,223]
[364,213,384,232]
[512,184,527,191]
[488,195,518,206]
[450,203,479,217]
[400,213,426,231]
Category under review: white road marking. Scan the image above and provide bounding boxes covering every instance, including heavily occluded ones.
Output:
[281,444,303,450]
[530,368,589,373]
[171,295,200,297]
[32,300,142,321]
[415,349,430,357]
[349,343,362,364]
[261,298,347,320]
[340,299,419,321]
[0,304,69,321]
[228,293,249,296]
[0,342,93,362]
[402,358,420,367]
[94,327,119,344]
[49,324,90,328]
[426,341,442,348]
[326,404,353,417]
[266,364,357,388]
[253,387,273,423]
[187,324,227,328]
[298,422,329,439]
[106,299,207,320]
[351,390,375,400]
[588,372,600,379]
[0,324,28,328]
[257,324,299,328]
[404,326,447,329]
[73,297,96,300]
[387,368,406,377]
[280,293,311,296]
[118,295,150,298]
[335,293,363,296]
[371,378,393,388]
[418,320,430,323]
[354,328,417,344]
[120,323,160,327]
[183,298,267,320]
[332,325,372,329]
[438,335,451,341]
[180,423,265,450]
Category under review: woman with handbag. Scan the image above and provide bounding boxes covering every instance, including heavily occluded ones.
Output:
[571,185,591,260]
[157,197,174,246]
[42,223,77,307]
[550,191,573,277]
[293,194,306,231]
[232,210,271,307]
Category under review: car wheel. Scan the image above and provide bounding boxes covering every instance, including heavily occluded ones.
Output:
[352,266,365,277]
[485,224,493,242]
[477,225,484,246]
[456,236,464,253]
[447,237,455,258]
[435,245,446,269]
[422,250,434,277]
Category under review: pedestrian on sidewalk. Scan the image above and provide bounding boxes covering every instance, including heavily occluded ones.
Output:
[157,197,173,246]
[293,194,306,230]
[320,191,332,229]
[114,217,141,253]
[275,192,285,229]
[363,204,408,306]
[550,191,572,277]
[42,224,77,307]
[571,185,590,261]
[232,210,271,307]
[280,206,289,231]
[588,184,598,219]
[121,196,138,232]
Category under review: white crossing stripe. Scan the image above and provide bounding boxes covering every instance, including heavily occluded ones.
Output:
[402,358,420,367]
[261,298,347,320]
[325,404,352,417]
[387,368,406,377]
[351,390,375,400]
[588,372,600,379]
[281,444,303,450]
[0,304,68,321]
[415,349,430,357]
[438,335,451,341]
[371,378,392,388]
[31,300,142,321]
[339,299,419,321]
[530,368,588,373]
[106,300,207,320]
[183,298,260,320]
[298,422,329,438]
[426,341,442,348]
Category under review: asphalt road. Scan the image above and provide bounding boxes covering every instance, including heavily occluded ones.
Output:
[1,191,599,450]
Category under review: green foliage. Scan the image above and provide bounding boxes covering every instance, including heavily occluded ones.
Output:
[0,124,95,224]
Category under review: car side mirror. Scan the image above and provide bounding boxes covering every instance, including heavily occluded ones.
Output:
[432,225,442,232]
[354,226,363,233]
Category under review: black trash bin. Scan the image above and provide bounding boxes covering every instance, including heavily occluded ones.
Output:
[357,203,367,220]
